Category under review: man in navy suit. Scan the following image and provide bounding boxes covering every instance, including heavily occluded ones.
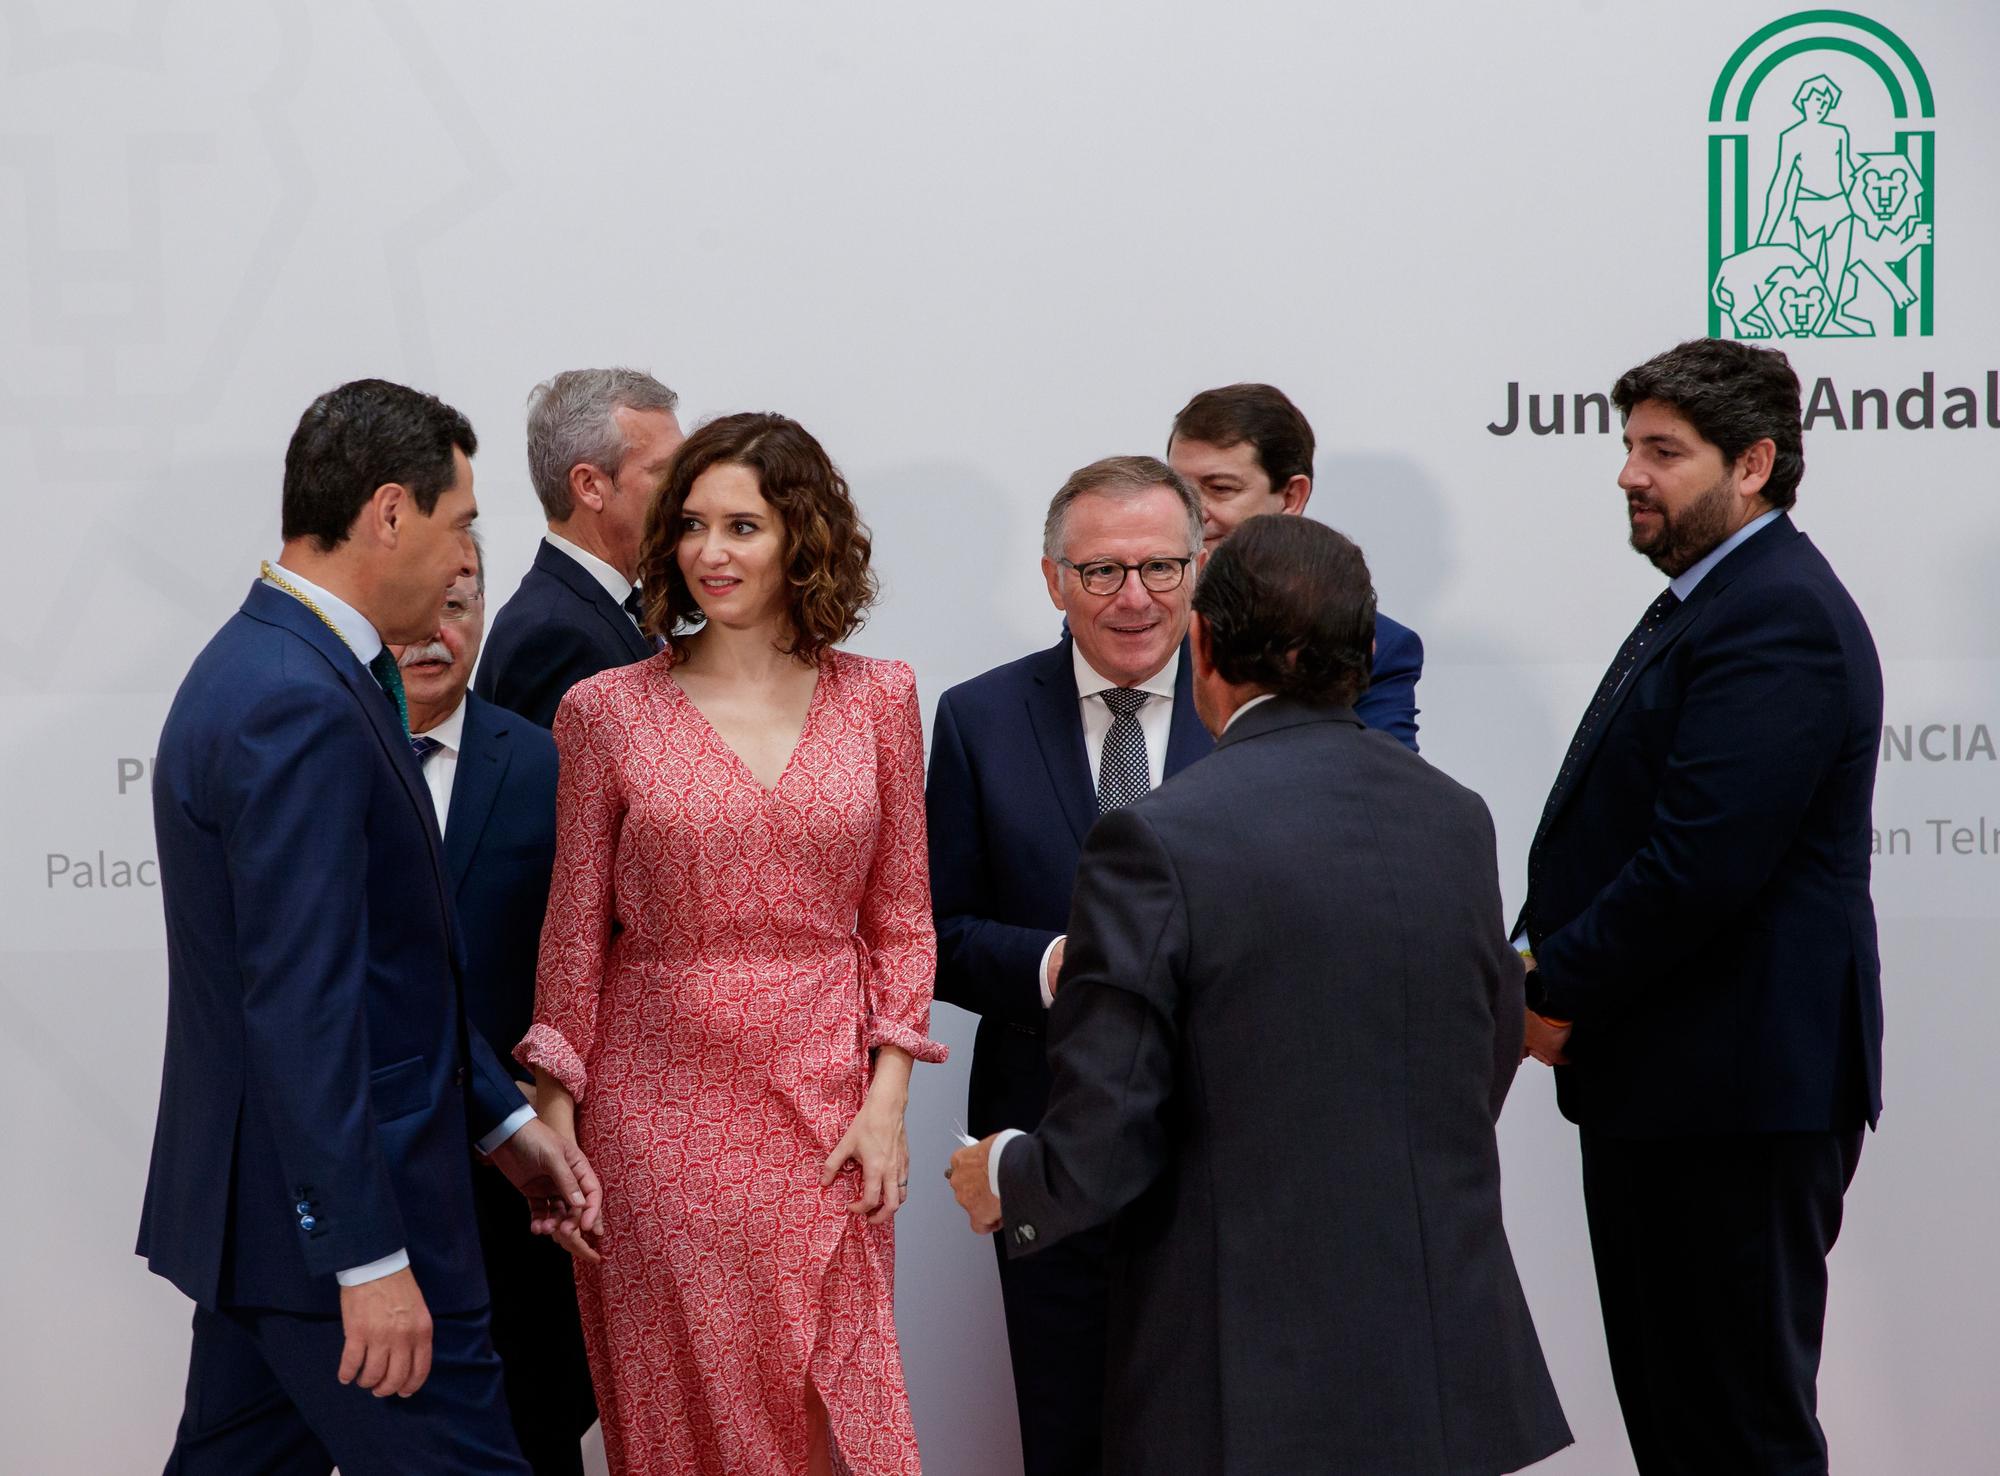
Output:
[476,367,682,727]
[927,455,1212,1475]
[1167,381,1423,750]
[390,543,591,1474]
[1517,339,1883,1475]
[141,379,602,1475]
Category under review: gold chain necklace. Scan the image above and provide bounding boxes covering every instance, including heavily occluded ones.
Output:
[260,560,409,732]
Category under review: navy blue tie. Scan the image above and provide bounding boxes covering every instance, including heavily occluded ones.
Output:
[1097,689,1152,813]
[1540,588,1680,825]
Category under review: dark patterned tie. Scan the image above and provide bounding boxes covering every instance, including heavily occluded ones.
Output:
[367,649,410,734]
[1097,689,1152,813]
[1539,588,1680,826]
[409,734,443,764]
[622,588,645,625]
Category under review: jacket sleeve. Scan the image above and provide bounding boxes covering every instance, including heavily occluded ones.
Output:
[1533,584,1849,1021]
[220,683,405,1279]
[925,689,1061,1029]
[857,663,948,1063]
[516,681,623,1099]
[1356,617,1424,753]
[997,805,1187,1256]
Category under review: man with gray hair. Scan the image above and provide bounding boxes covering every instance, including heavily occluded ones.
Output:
[926,455,1212,1475]
[476,368,683,727]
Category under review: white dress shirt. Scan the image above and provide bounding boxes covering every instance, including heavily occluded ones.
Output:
[414,696,468,835]
[544,530,643,631]
[1668,507,1782,601]
[263,568,530,1285]
[1035,646,1182,1005]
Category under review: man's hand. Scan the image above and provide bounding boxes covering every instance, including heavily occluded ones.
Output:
[488,1116,604,1262]
[1524,1011,1573,1067]
[948,1135,1003,1235]
[337,1267,433,1398]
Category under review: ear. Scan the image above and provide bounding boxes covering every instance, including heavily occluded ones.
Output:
[1189,611,1216,680]
[1734,437,1776,501]
[570,462,607,514]
[365,482,409,548]
[1041,556,1068,613]
[1278,474,1313,516]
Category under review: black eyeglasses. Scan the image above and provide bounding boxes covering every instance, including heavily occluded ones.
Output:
[1057,557,1194,595]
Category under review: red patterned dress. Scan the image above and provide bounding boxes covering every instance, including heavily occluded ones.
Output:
[517,650,946,1475]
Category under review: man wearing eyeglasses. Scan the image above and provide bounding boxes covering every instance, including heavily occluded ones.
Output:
[926,455,1212,1476]
[389,542,594,1476]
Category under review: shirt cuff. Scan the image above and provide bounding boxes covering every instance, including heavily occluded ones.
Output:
[335,1248,410,1286]
[475,1104,536,1156]
[988,1128,1026,1199]
[1037,936,1063,1009]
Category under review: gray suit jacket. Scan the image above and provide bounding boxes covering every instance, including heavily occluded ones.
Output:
[998,699,1572,1475]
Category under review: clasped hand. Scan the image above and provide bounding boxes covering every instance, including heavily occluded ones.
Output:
[489,1116,605,1262]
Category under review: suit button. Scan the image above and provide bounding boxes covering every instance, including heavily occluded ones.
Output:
[1018,1224,1036,1243]
[295,1201,311,1215]
[454,1067,467,1087]
[299,1215,317,1233]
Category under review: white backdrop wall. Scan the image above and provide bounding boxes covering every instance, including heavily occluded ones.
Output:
[3,2,1995,1470]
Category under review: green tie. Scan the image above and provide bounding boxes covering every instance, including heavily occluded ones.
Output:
[368,649,410,734]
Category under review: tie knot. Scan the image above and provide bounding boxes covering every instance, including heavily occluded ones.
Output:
[409,734,443,763]
[1645,589,1680,626]
[623,588,645,620]
[1100,688,1148,718]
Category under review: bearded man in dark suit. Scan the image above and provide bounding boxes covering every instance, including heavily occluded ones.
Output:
[1517,338,1883,1476]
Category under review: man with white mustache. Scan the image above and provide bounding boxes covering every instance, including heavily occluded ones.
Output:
[389,545,589,1476]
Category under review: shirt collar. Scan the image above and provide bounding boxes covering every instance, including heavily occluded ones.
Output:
[1668,507,1782,601]
[1221,691,1277,734]
[264,564,382,665]
[1071,640,1181,703]
[544,530,634,605]
[416,695,468,752]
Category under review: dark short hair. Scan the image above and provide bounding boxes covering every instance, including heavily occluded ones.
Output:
[1192,515,1375,706]
[281,379,477,551]
[1611,338,1804,508]
[1169,383,1316,490]
[637,413,877,664]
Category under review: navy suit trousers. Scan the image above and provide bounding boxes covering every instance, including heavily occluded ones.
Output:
[164,1302,529,1476]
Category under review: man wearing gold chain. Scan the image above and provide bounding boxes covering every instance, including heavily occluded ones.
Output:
[139,378,606,1475]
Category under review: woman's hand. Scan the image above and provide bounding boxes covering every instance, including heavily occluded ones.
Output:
[525,1068,602,1258]
[820,1046,914,1224]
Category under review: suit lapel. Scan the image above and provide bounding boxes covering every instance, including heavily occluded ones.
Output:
[445,696,509,894]
[537,541,655,662]
[1534,514,1801,841]
[243,583,458,924]
[1024,636,1097,845]
[1164,638,1213,778]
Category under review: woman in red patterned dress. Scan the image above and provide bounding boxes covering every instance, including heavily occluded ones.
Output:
[518,413,945,1475]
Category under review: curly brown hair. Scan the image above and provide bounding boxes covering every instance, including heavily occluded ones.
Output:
[636,412,878,663]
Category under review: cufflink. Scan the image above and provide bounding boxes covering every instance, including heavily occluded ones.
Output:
[1017,1224,1037,1243]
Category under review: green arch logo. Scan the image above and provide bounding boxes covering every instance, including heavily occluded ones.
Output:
[1708,11,1934,339]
